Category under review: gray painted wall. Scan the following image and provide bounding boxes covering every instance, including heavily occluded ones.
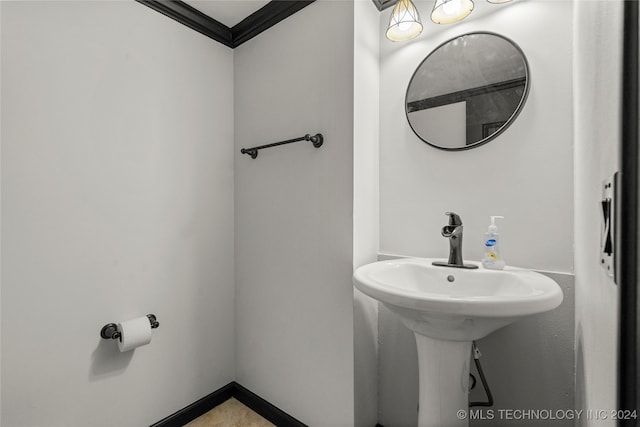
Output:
[376,1,576,424]
[1,2,235,426]
[378,0,574,272]
[353,1,381,426]
[234,1,356,425]
[573,2,622,425]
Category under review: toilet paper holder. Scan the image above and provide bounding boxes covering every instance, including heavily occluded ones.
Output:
[100,314,159,340]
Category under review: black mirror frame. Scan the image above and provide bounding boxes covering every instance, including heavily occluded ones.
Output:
[405,31,531,151]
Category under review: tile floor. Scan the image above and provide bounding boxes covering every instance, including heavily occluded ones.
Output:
[183,398,276,427]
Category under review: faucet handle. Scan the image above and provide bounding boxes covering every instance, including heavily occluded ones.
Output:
[444,212,463,226]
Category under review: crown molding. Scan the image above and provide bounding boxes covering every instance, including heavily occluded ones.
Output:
[232,1,314,47]
[136,0,315,49]
[136,1,233,47]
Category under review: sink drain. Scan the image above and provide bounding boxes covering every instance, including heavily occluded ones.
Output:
[447,275,455,283]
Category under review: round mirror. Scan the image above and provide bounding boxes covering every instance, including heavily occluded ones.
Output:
[405,32,530,150]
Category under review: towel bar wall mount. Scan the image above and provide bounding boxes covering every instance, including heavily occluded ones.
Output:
[241,133,323,159]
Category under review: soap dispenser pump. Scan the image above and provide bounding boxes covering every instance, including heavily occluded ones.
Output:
[482,216,505,270]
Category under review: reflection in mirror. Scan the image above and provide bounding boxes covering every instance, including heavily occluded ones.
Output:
[405,32,530,150]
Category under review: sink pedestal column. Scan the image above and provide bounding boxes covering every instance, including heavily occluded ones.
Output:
[414,334,472,427]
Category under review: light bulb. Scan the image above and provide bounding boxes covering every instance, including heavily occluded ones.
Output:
[431,0,474,24]
[443,0,462,16]
[386,0,423,42]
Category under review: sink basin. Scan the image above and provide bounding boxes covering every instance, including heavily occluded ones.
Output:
[353,257,563,341]
[354,257,564,427]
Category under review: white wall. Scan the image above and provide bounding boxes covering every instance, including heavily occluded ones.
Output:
[377,1,576,425]
[353,1,380,426]
[379,0,574,273]
[1,2,235,426]
[573,2,622,425]
[0,3,3,422]
[233,1,355,425]
[408,102,467,148]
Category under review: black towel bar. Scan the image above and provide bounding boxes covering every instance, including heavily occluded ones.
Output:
[240,133,323,159]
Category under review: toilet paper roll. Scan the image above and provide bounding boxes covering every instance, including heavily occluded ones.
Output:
[117,316,153,352]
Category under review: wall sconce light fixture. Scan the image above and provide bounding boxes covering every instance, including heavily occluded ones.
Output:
[386,0,423,42]
[431,0,475,24]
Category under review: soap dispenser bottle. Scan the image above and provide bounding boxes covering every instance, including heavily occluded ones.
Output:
[482,216,505,270]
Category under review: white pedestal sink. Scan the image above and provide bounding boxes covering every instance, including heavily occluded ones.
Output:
[353,258,563,427]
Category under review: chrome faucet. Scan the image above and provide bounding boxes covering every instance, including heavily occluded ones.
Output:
[432,212,478,269]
